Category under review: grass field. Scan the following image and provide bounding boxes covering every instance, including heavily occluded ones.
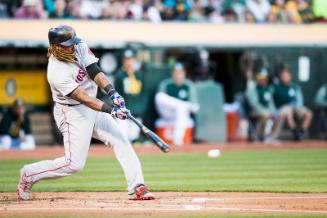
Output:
[1,148,326,193]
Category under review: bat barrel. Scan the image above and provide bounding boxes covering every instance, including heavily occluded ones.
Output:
[126,112,170,153]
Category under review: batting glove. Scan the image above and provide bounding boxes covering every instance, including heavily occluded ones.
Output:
[109,91,126,108]
[111,107,130,120]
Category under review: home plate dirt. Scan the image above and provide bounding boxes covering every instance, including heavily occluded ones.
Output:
[1,192,327,216]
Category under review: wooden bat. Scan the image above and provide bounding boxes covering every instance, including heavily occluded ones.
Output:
[127,113,170,153]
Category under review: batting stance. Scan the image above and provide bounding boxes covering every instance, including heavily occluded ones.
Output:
[17,25,154,201]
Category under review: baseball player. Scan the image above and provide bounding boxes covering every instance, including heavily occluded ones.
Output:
[17,25,154,201]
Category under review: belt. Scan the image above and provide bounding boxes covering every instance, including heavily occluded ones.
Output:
[55,102,81,107]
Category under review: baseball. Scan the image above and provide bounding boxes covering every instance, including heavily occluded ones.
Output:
[208,149,221,158]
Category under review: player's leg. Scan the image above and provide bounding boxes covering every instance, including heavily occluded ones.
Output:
[115,118,141,142]
[17,105,96,200]
[92,112,154,199]
[155,92,193,145]
[173,106,192,146]
[256,112,270,141]
[296,107,313,131]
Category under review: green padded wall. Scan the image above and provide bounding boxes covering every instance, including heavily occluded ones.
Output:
[142,65,171,129]
[195,81,226,143]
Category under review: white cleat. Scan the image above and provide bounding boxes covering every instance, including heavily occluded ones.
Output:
[17,168,33,200]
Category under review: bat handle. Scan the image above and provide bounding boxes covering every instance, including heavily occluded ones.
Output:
[126,113,142,128]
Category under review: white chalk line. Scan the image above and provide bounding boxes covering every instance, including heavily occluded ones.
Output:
[1,206,327,214]
[187,196,327,201]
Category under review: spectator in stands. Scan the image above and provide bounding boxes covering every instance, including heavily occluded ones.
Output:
[314,83,327,138]
[222,8,238,22]
[284,0,302,23]
[15,0,44,19]
[142,3,162,23]
[110,0,130,20]
[272,67,312,141]
[205,0,224,23]
[66,0,82,19]
[155,63,199,146]
[297,0,314,23]
[246,0,271,22]
[268,0,288,23]
[188,0,206,22]
[0,0,10,18]
[161,0,191,21]
[245,70,280,144]
[222,0,247,22]
[49,0,70,19]
[114,50,147,142]
[128,0,143,20]
[79,0,107,19]
[0,99,36,150]
[244,9,256,23]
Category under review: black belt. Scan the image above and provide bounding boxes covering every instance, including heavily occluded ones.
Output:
[55,102,81,107]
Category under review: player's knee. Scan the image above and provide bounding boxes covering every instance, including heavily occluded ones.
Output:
[69,161,86,173]
[306,110,313,118]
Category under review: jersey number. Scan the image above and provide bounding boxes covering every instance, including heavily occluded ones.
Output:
[76,70,86,83]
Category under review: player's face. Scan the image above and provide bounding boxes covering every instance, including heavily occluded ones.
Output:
[280,70,292,84]
[123,57,134,74]
[172,69,186,86]
[65,45,75,54]
[57,45,75,54]
[257,77,268,86]
[14,105,25,117]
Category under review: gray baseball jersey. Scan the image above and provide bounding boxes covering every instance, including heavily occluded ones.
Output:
[47,41,99,105]
[19,39,145,198]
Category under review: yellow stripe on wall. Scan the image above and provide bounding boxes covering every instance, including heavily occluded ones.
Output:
[0,71,50,105]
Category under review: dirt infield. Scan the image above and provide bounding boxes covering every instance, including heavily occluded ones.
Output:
[1,141,327,216]
[1,192,327,216]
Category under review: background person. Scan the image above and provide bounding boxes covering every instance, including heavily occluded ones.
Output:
[272,67,313,140]
[314,83,327,138]
[0,99,36,150]
[245,70,280,144]
[15,0,44,19]
[155,63,199,146]
[114,50,147,142]
[315,84,327,108]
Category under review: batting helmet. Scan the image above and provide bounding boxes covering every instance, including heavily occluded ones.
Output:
[48,25,81,46]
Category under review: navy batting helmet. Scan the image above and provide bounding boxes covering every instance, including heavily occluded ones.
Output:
[48,25,81,46]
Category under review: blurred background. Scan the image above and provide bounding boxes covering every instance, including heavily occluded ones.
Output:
[0,0,327,150]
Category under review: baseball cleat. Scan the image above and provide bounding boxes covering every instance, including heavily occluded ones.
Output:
[17,168,33,200]
[129,184,155,200]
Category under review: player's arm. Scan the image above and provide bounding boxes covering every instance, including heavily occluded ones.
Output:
[70,86,111,113]
[86,63,125,108]
[69,86,128,120]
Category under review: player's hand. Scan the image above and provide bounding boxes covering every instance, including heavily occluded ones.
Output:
[111,107,130,120]
[109,91,126,108]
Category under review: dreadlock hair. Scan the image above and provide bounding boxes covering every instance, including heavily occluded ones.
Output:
[47,44,77,63]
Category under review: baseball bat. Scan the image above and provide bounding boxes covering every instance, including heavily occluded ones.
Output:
[127,113,170,153]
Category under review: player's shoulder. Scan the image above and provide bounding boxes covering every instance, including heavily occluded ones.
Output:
[184,79,194,85]
[48,57,76,72]
[76,41,91,53]
[76,41,88,49]
[47,58,76,82]
[160,78,173,86]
